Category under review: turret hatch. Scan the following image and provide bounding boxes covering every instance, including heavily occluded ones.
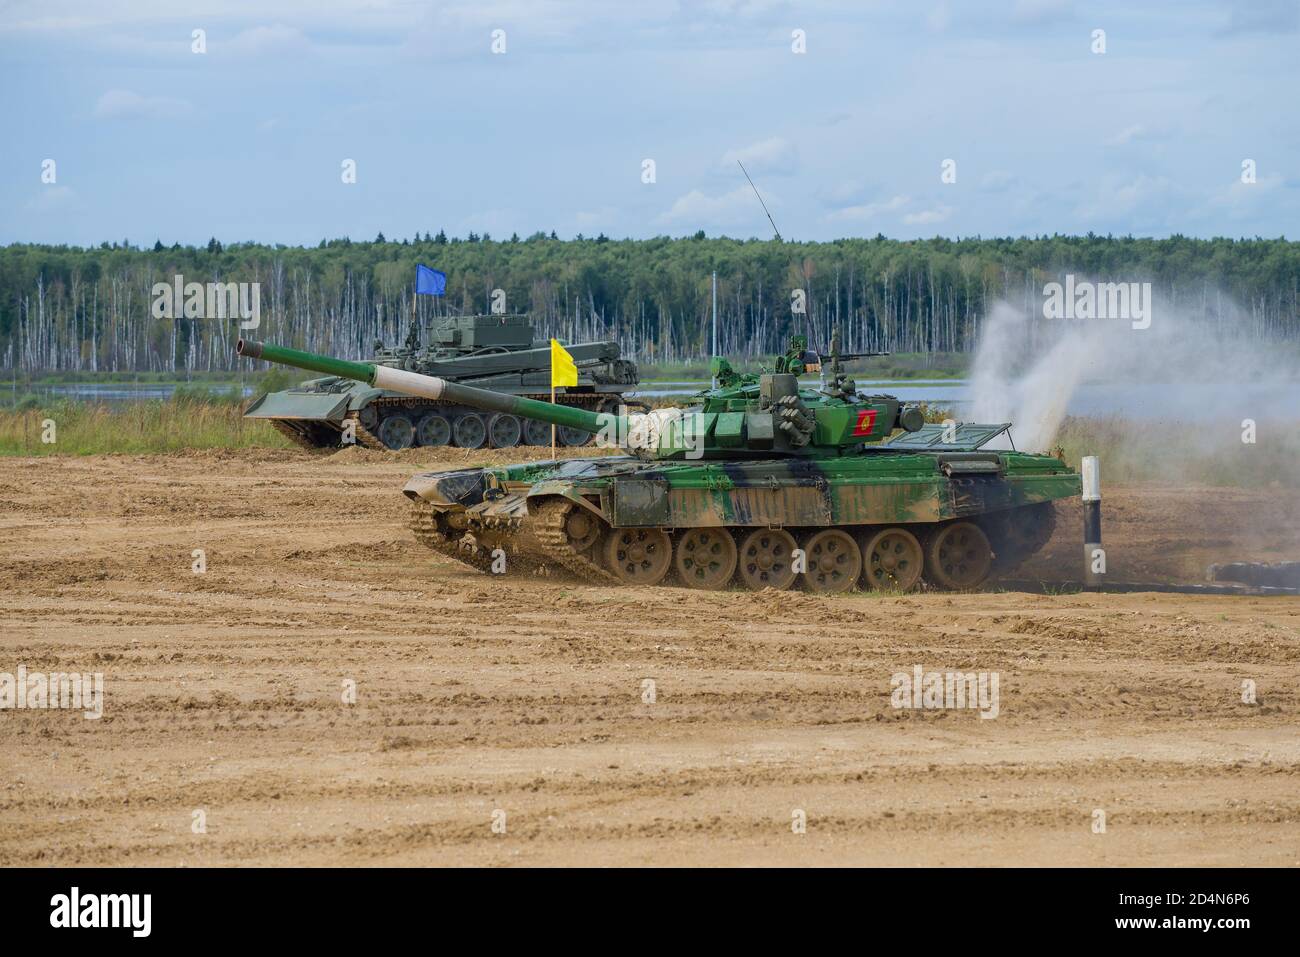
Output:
[883,423,1013,451]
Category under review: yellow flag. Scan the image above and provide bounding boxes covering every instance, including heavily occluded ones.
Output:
[550,338,578,388]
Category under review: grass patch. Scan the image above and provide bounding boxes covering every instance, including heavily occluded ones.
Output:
[2,367,299,393]
[0,398,294,455]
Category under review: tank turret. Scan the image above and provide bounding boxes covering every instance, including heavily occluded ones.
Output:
[236,336,926,460]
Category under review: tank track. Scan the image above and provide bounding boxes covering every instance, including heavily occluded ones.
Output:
[533,500,623,585]
[409,502,496,572]
[345,411,390,451]
[413,496,1059,589]
[984,501,1058,574]
[268,418,323,451]
[411,499,587,581]
[264,412,386,451]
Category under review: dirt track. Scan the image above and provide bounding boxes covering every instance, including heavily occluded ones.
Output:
[2,447,1298,866]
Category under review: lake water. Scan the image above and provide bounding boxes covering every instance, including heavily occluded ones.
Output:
[16,382,256,402]
[14,377,1300,422]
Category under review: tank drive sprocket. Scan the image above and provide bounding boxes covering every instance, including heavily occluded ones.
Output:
[532,499,623,585]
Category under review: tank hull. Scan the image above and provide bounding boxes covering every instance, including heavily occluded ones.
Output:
[403,450,1079,591]
[245,380,630,450]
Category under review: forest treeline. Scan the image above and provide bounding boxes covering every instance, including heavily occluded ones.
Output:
[2,233,1296,373]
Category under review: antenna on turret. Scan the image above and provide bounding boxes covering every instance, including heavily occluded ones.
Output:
[738,161,782,242]
[741,162,824,385]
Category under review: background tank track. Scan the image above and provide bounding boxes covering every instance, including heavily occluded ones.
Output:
[268,393,622,451]
[267,418,324,451]
[265,411,387,451]
[347,410,393,451]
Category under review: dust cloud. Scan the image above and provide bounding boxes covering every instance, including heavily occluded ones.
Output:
[967,290,1300,469]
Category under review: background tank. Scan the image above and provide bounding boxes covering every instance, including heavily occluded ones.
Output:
[242,314,640,450]
[237,335,1079,592]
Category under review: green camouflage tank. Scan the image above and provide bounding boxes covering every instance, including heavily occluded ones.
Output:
[242,314,639,450]
[238,334,1079,592]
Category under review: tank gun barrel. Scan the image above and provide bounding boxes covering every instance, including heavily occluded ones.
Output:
[815,350,890,362]
[237,339,624,437]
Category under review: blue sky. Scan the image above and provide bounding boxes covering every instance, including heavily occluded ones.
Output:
[1,0,1296,245]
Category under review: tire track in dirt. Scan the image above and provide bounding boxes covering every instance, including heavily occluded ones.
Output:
[2,450,1298,865]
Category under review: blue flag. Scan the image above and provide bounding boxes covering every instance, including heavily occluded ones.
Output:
[416,264,446,296]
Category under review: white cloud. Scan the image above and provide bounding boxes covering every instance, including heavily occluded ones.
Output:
[902,205,953,226]
[1221,0,1299,35]
[94,89,191,120]
[819,178,875,207]
[26,186,76,211]
[659,186,771,226]
[1209,173,1287,217]
[825,194,909,222]
[817,111,852,127]
[226,24,311,57]
[1010,0,1074,25]
[1106,124,1147,146]
[574,206,617,229]
[981,170,1016,192]
[720,137,797,175]
[1074,174,1174,222]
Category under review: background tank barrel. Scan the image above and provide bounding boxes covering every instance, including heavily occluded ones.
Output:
[237,339,624,437]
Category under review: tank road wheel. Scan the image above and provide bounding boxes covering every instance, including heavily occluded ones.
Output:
[674,528,738,590]
[737,529,799,591]
[561,508,602,552]
[925,521,993,591]
[522,419,551,447]
[803,529,863,594]
[603,527,672,585]
[377,413,415,450]
[415,413,451,447]
[861,527,924,592]
[558,424,593,447]
[487,413,523,449]
[452,413,487,449]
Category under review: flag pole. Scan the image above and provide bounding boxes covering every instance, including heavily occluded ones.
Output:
[550,342,556,458]
[711,270,718,388]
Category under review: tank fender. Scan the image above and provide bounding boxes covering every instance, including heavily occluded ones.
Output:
[402,468,491,507]
[346,386,389,412]
[524,483,609,521]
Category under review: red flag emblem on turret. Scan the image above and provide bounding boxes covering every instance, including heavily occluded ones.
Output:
[853,409,877,436]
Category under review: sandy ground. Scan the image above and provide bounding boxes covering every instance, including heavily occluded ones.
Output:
[1,446,1298,867]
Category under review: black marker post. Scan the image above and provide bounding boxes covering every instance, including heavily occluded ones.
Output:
[1082,455,1103,590]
